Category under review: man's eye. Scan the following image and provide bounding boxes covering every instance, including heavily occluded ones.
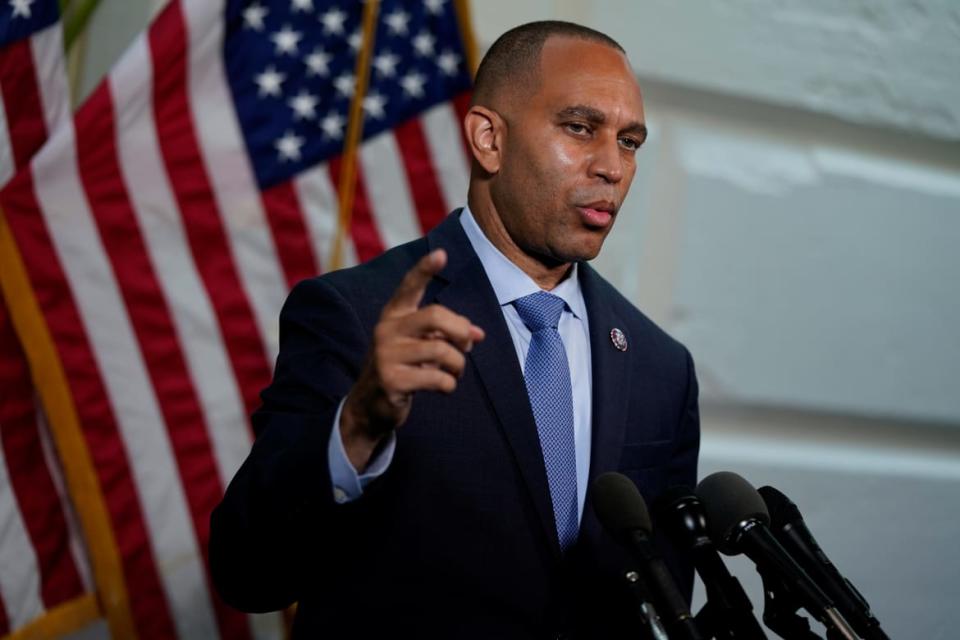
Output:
[619,137,641,151]
[566,123,590,135]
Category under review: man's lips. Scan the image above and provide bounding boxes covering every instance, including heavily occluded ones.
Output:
[577,202,616,228]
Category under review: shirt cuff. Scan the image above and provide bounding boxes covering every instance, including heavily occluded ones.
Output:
[327,397,396,504]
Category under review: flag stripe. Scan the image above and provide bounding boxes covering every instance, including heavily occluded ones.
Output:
[360,132,423,248]
[260,181,320,287]
[0,417,44,631]
[4,157,180,639]
[452,90,472,159]
[0,38,46,170]
[0,87,13,185]
[29,24,70,139]
[109,30,253,498]
[421,100,470,212]
[0,307,84,612]
[75,81,249,640]
[35,408,94,594]
[393,117,449,233]
[293,163,359,272]
[149,2,272,418]
[182,0,287,364]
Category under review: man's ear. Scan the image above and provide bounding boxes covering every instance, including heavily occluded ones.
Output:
[464,105,503,174]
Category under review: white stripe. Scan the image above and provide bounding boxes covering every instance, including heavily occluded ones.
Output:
[182,0,286,362]
[30,24,71,137]
[0,94,13,186]
[30,121,219,640]
[421,103,469,211]
[360,132,422,249]
[36,406,94,592]
[293,163,359,272]
[112,32,251,490]
[0,428,45,629]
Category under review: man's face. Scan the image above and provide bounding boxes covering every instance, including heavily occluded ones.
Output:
[490,36,646,265]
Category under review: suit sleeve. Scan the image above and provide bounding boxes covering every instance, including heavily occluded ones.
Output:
[669,346,700,491]
[209,276,370,613]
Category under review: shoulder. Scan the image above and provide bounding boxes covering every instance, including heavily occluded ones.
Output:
[285,236,431,321]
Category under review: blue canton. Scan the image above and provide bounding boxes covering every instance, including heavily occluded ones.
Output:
[224,0,472,190]
[0,0,59,48]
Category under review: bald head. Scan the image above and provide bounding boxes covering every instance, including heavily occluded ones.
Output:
[471,21,625,110]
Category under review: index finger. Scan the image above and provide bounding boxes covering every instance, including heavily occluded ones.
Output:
[383,249,447,316]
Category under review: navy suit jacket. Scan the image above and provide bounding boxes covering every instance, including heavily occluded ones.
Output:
[210,211,700,638]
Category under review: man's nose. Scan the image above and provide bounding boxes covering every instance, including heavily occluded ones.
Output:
[589,135,624,184]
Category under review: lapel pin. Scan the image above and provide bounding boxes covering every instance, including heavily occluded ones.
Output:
[610,328,628,352]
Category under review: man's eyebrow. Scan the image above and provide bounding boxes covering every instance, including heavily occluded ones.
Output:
[557,105,647,140]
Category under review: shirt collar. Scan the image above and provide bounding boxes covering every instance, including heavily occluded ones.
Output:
[459,206,587,320]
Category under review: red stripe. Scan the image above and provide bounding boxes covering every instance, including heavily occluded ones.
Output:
[393,118,448,234]
[148,1,271,418]
[260,181,320,286]
[452,91,473,162]
[0,585,8,636]
[326,159,384,262]
[0,302,85,610]
[1,168,179,639]
[0,38,48,169]
[74,81,250,640]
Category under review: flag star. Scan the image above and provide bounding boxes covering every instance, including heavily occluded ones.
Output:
[373,51,400,78]
[254,66,286,97]
[10,0,34,18]
[320,111,346,139]
[348,28,363,52]
[289,90,319,120]
[271,25,303,55]
[305,47,332,76]
[424,0,447,15]
[412,31,435,57]
[400,71,426,99]
[362,92,388,120]
[290,0,313,13]
[334,72,356,98]
[275,131,305,162]
[320,8,347,35]
[384,9,410,36]
[242,3,268,31]
[437,50,461,76]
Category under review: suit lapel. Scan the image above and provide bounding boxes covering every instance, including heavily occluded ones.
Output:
[425,214,562,559]
[579,264,632,542]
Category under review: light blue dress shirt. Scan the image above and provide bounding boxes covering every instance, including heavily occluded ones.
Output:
[328,207,593,521]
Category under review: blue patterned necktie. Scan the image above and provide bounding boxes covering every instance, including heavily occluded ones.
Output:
[513,291,579,551]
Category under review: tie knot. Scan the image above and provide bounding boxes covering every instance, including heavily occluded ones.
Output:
[513,291,566,332]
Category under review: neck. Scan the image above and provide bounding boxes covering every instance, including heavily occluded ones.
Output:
[467,197,572,291]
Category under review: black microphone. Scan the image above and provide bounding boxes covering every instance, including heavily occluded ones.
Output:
[655,486,767,639]
[592,472,705,640]
[759,486,889,640]
[696,472,858,640]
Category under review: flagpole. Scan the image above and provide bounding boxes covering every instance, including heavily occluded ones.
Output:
[0,211,137,640]
[329,0,381,272]
[453,0,479,77]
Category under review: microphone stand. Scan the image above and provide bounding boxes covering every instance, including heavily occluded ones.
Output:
[691,546,767,639]
[759,568,857,640]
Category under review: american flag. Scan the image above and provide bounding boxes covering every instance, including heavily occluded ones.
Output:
[0,0,473,637]
[0,1,96,637]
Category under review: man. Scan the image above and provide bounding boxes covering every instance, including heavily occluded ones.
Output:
[211,20,699,639]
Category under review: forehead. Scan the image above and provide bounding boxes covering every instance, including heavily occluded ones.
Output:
[532,36,643,118]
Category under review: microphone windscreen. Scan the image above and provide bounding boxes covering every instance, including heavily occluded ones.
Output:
[696,472,770,552]
[758,485,802,527]
[591,472,652,536]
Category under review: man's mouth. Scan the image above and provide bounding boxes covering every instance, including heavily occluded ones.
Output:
[577,201,616,228]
